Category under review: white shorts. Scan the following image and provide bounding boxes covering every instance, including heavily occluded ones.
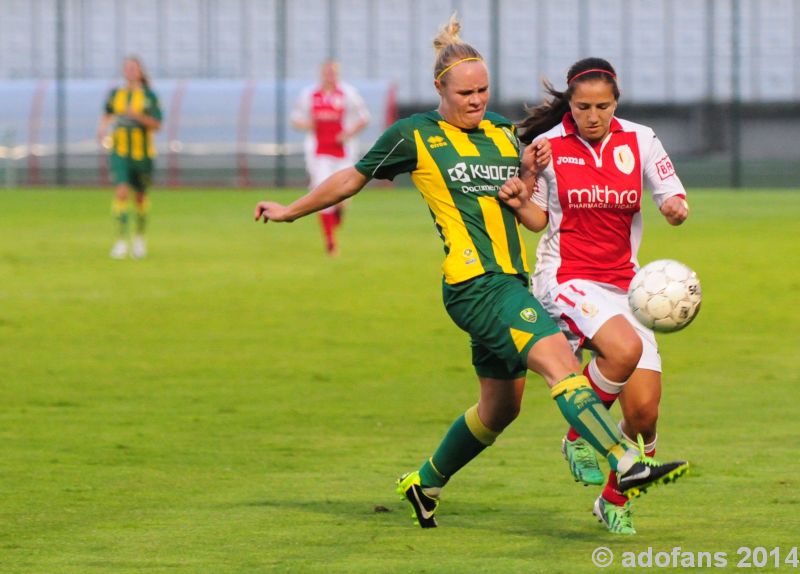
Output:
[307,154,352,188]
[307,154,352,214]
[531,277,662,372]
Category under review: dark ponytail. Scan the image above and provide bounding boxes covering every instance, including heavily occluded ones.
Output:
[518,57,619,144]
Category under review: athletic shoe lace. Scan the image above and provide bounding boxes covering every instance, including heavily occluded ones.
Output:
[635,433,663,467]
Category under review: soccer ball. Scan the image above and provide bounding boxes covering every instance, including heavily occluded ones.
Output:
[628,259,702,333]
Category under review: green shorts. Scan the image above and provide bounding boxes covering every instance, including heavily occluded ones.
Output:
[109,154,154,192]
[443,273,560,380]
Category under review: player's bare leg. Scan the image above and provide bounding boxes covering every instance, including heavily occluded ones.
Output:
[619,369,661,445]
[589,316,643,382]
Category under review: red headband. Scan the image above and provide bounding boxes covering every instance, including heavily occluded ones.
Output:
[568,68,617,84]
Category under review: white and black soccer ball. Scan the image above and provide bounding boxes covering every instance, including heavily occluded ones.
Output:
[628,259,702,333]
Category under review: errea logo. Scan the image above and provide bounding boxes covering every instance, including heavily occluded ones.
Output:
[448,162,471,183]
[501,127,518,147]
[427,135,448,149]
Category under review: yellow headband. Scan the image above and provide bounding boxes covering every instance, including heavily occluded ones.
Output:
[436,57,483,81]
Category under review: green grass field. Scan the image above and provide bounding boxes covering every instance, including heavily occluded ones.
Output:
[1,187,799,573]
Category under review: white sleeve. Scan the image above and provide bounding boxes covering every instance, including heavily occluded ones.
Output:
[531,170,549,210]
[291,87,312,125]
[344,84,371,126]
[342,84,371,161]
[641,131,687,208]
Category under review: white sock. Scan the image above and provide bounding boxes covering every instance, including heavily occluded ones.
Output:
[619,421,658,454]
[616,448,639,475]
[588,357,627,396]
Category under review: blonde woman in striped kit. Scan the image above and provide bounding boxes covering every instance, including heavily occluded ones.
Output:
[98,56,162,259]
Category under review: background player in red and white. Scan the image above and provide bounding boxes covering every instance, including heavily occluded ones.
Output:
[291,60,371,256]
[500,57,689,535]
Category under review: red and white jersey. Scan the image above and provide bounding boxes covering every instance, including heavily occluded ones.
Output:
[532,113,686,290]
[291,82,370,161]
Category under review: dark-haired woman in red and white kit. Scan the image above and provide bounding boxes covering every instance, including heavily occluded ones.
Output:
[499,57,689,535]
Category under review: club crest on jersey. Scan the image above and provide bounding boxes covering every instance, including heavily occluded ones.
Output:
[427,135,448,149]
[520,308,538,323]
[613,144,635,175]
[580,302,599,318]
[448,162,471,183]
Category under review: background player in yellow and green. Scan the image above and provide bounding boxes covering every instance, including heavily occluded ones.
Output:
[97,56,162,259]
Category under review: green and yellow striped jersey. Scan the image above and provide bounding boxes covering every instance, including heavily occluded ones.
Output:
[103,86,162,161]
[354,110,528,285]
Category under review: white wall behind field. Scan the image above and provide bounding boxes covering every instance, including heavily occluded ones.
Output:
[1,0,799,105]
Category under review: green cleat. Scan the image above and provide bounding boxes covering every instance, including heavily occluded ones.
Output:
[562,436,605,486]
[617,435,690,499]
[593,495,636,535]
[396,471,440,528]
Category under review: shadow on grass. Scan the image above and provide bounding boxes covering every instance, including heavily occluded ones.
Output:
[232,497,603,541]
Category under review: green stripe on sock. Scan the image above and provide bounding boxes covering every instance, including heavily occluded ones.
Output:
[577,407,621,450]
